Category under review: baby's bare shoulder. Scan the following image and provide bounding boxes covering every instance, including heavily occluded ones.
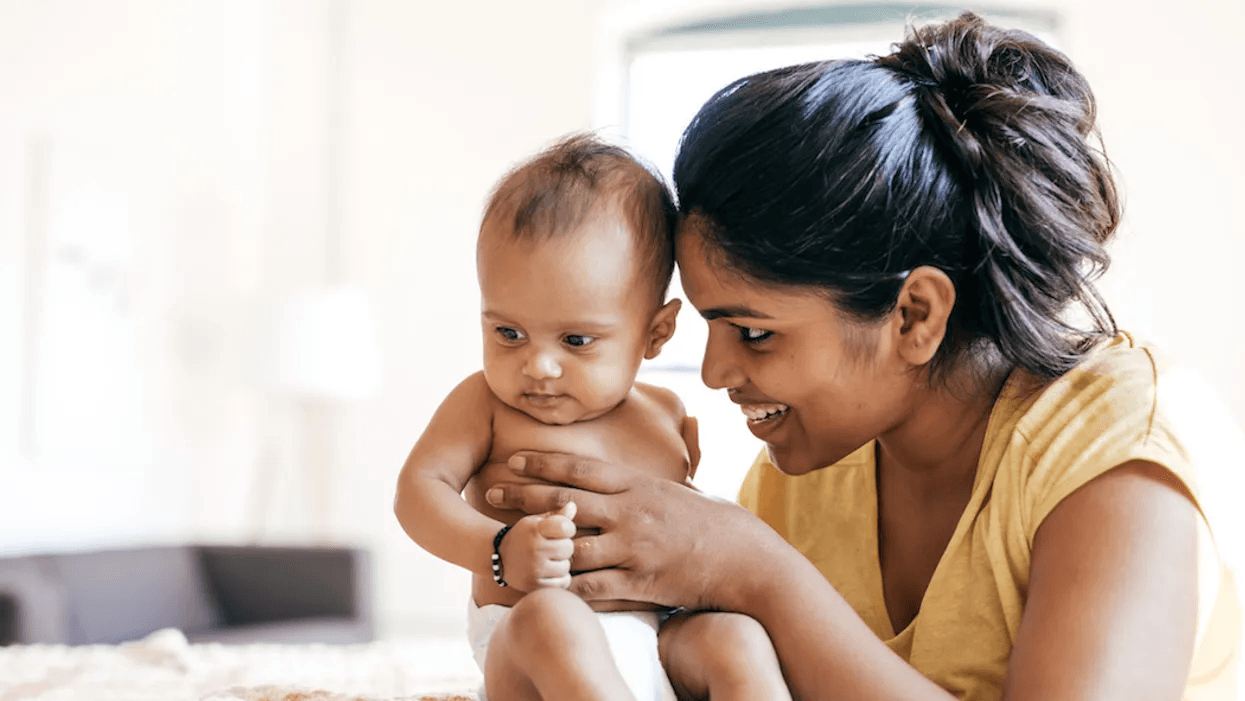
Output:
[455,370,506,412]
[633,382,688,421]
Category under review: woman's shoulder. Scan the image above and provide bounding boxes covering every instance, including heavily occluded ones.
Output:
[1000,331,1167,447]
[987,331,1226,535]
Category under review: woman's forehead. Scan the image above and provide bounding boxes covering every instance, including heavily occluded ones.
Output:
[676,228,831,318]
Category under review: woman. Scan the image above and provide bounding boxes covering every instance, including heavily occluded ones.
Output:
[484,13,1240,700]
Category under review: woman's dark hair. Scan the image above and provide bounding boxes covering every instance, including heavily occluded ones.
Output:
[673,12,1119,380]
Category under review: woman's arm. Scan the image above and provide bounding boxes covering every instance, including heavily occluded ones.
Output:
[1004,460,1198,700]
[488,454,1201,701]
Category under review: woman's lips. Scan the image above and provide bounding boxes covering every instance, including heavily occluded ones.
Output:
[740,403,789,423]
[742,402,791,440]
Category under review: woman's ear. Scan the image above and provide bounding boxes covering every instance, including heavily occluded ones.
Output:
[893,266,955,366]
[644,298,682,359]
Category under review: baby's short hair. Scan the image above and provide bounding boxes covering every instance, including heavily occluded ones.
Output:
[480,133,677,303]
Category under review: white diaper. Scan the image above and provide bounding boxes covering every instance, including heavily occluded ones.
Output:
[467,597,677,701]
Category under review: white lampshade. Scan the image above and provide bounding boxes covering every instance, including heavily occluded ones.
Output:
[256,286,383,400]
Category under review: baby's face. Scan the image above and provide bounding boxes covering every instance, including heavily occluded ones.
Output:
[477,215,659,425]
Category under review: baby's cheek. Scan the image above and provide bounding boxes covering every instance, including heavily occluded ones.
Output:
[482,357,518,393]
[581,360,632,405]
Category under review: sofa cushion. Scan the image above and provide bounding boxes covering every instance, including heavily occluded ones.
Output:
[199,546,357,625]
[184,616,369,644]
[0,556,68,643]
[51,546,219,644]
[0,593,15,645]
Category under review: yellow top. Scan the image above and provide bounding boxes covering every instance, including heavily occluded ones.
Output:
[738,333,1240,701]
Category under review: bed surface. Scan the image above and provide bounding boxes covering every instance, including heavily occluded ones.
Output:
[0,628,481,700]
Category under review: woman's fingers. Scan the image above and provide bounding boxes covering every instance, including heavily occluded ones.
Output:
[509,452,629,493]
[568,567,633,603]
[486,481,574,514]
[487,484,616,528]
[569,532,624,572]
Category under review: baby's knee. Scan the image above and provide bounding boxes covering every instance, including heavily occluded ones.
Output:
[504,588,594,645]
[661,611,786,699]
[678,612,776,668]
[704,612,770,645]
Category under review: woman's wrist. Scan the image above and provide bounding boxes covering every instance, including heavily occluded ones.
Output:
[699,500,802,613]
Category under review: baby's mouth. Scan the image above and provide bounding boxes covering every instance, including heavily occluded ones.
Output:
[741,403,789,424]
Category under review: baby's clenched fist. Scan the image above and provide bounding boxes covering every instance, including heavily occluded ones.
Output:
[498,502,577,591]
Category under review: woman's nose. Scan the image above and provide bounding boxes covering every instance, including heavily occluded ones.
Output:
[523,349,562,380]
[701,329,745,390]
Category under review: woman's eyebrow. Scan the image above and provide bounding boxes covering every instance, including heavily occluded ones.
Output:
[701,306,773,320]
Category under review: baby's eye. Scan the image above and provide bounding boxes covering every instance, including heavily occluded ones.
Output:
[496,327,525,342]
[734,325,773,344]
[563,334,595,348]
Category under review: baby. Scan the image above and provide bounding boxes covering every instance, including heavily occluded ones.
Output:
[394,134,790,701]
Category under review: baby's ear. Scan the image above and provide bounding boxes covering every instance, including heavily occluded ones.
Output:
[644,298,681,359]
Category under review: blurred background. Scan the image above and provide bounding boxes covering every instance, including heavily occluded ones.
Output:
[0,0,1242,641]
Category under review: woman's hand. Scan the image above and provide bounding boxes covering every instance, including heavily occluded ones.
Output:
[484,451,782,611]
[486,450,959,701]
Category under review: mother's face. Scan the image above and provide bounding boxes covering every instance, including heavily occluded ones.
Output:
[676,226,917,475]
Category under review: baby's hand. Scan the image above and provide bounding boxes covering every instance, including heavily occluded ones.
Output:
[498,502,577,591]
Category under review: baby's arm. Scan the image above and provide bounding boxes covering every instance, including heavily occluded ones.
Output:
[640,382,701,486]
[394,372,574,590]
[682,414,700,484]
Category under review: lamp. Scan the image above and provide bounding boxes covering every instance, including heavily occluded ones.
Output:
[258,286,382,401]
[249,285,382,542]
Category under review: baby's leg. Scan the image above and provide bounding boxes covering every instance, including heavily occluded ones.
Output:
[485,587,636,701]
[658,611,791,701]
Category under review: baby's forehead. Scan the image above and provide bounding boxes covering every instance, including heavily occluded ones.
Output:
[479,228,658,321]
[478,210,645,267]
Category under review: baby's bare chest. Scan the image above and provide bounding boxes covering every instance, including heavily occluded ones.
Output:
[468,397,690,508]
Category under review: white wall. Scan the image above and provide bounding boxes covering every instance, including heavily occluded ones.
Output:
[1064,0,1245,423]
[331,0,600,635]
[0,0,276,551]
[1,0,1241,641]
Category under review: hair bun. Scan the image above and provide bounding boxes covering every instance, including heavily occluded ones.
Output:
[874,12,1121,377]
[880,12,1095,140]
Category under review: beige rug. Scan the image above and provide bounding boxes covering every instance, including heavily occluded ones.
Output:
[0,628,481,701]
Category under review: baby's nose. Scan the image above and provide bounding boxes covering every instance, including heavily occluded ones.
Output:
[523,351,562,380]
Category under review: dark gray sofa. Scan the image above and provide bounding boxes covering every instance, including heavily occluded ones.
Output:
[0,544,372,645]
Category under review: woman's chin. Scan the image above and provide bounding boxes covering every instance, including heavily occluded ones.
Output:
[765,437,852,476]
[765,443,820,476]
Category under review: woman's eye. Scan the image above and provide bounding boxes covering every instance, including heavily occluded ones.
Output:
[735,325,773,344]
[496,327,525,342]
[564,334,594,348]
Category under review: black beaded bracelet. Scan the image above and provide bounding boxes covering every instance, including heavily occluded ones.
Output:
[491,524,512,587]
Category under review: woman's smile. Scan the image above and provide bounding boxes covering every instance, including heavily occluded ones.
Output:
[676,224,910,475]
[731,391,791,432]
[740,403,789,423]
[741,403,791,441]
